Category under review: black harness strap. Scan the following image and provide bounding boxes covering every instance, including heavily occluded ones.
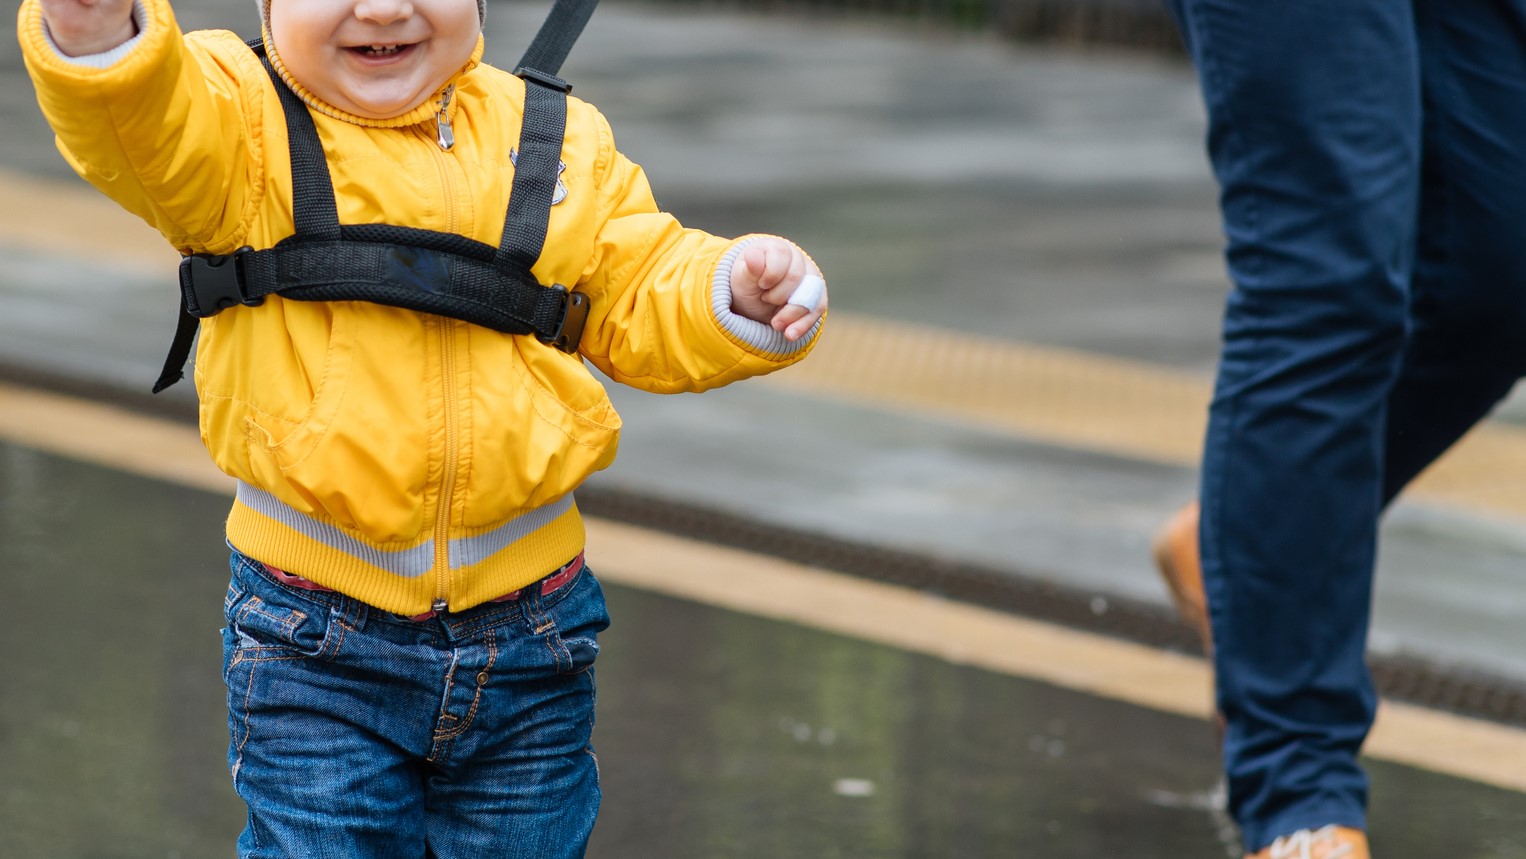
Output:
[156,43,341,393]
[271,58,341,242]
[154,280,206,393]
[189,239,573,336]
[257,48,560,328]
[516,0,600,79]
[498,78,568,275]
[154,21,596,394]
[500,0,598,278]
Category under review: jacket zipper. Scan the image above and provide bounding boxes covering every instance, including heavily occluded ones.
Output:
[429,100,462,612]
[432,325,459,613]
[435,86,456,151]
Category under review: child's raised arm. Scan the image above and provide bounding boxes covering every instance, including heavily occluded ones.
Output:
[38,0,137,57]
[22,0,268,255]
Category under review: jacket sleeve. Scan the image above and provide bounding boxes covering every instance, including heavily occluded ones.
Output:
[18,0,266,254]
[572,107,822,394]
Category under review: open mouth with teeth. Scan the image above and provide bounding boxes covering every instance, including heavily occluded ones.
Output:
[349,43,416,58]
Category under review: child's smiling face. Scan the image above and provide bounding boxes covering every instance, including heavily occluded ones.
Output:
[270,0,481,119]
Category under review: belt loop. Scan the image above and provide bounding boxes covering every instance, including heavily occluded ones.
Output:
[340,590,367,629]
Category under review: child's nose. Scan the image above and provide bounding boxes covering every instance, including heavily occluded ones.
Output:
[354,0,415,24]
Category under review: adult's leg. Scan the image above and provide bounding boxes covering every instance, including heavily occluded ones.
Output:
[1163,0,1421,850]
[1381,0,1526,501]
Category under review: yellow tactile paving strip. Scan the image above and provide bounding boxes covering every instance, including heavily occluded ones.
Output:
[3,166,1524,522]
[1,380,1523,793]
[765,314,1215,464]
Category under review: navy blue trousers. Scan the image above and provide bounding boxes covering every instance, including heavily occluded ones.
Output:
[1163,0,1526,850]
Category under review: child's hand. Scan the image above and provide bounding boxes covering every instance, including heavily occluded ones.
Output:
[39,0,138,58]
[729,238,827,342]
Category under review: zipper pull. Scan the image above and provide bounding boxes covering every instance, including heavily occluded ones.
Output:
[435,86,456,151]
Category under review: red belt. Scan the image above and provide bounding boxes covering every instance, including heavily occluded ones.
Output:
[262,551,585,622]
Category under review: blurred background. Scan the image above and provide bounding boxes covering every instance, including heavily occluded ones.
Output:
[3,0,1526,856]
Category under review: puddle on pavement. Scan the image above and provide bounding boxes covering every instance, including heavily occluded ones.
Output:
[2,441,1523,858]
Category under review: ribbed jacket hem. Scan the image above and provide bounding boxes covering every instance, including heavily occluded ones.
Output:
[226,483,587,615]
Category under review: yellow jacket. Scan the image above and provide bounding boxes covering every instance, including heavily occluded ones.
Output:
[20,0,820,613]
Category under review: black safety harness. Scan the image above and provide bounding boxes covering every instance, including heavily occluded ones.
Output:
[153,0,600,393]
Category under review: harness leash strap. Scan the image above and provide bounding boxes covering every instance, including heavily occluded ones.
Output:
[516,0,600,78]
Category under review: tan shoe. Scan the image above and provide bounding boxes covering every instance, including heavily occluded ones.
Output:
[1247,825,1369,859]
[1151,501,1213,652]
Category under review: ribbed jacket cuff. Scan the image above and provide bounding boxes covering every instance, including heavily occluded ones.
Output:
[42,0,147,68]
[710,237,823,357]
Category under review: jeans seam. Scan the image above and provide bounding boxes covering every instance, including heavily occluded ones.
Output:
[237,598,307,642]
[543,617,571,673]
[433,630,497,745]
[229,658,258,799]
[230,646,309,664]
[319,616,350,661]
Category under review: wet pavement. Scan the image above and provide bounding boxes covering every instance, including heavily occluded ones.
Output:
[4,0,1526,856]
[6,440,1526,858]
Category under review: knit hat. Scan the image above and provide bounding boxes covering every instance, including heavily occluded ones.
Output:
[256,0,487,29]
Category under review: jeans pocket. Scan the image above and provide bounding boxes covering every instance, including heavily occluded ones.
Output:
[540,568,611,676]
[556,632,602,676]
[224,565,340,663]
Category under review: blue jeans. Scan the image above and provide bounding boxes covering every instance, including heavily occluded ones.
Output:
[221,549,609,858]
[1164,0,1526,850]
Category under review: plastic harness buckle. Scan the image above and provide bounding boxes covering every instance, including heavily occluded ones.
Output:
[513,66,573,94]
[182,247,261,316]
[539,285,590,353]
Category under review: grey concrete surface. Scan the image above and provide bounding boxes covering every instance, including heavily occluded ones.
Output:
[3,0,1526,686]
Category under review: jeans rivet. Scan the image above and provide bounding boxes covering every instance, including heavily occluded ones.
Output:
[477,671,490,686]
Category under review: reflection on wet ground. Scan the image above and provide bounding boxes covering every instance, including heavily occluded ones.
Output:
[4,440,1526,858]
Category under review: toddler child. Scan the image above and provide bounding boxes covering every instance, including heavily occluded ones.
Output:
[20,0,827,855]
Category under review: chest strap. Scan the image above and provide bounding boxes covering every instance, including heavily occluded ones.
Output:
[153,43,587,393]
